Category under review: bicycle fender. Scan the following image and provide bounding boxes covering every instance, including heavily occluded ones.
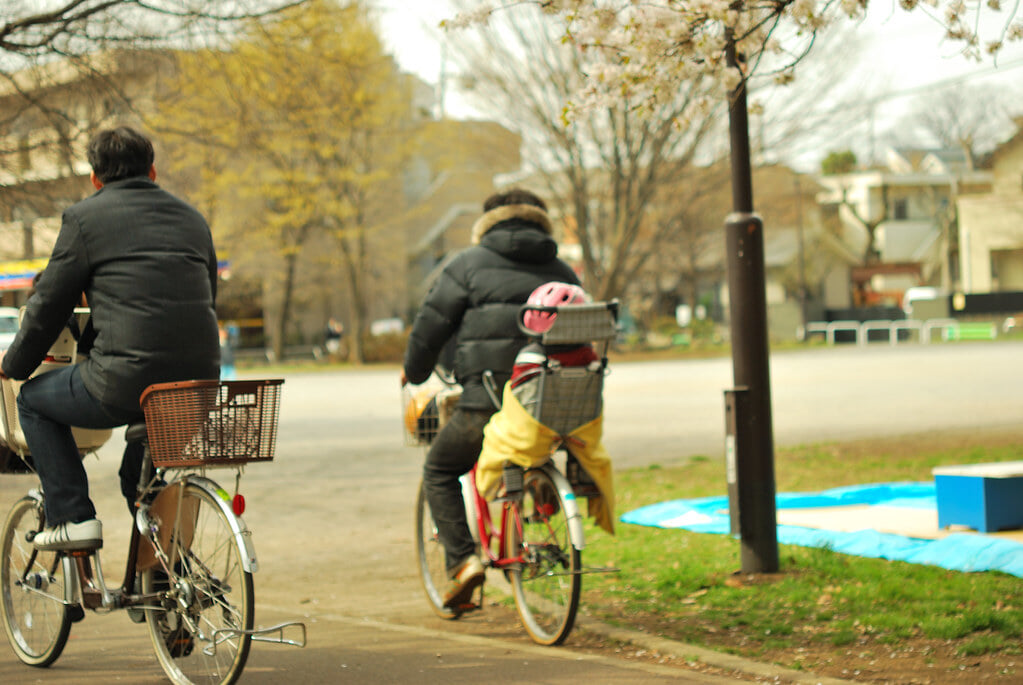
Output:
[185,475,259,573]
[459,473,480,544]
[539,462,586,551]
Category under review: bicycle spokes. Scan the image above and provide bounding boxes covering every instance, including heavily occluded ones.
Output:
[144,483,253,685]
[508,469,582,646]
[1,497,72,666]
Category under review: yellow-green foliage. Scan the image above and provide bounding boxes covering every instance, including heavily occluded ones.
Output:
[152,0,412,358]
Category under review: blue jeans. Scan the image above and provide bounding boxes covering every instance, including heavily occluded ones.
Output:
[17,365,143,526]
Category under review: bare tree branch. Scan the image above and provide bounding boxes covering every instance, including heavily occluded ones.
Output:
[2,1,307,58]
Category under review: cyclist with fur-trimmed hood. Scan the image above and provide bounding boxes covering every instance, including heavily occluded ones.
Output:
[402,188,579,609]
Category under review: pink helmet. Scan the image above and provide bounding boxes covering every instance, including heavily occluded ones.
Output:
[523,282,589,333]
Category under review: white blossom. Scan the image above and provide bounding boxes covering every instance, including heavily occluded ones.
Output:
[442,6,496,31]
[451,0,1022,115]
[840,0,867,17]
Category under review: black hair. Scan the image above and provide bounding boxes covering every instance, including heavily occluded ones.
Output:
[483,188,547,212]
[86,127,155,184]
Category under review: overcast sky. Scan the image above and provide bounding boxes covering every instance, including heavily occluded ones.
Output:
[371,1,1023,166]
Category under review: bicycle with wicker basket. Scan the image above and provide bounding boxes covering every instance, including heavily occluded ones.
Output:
[0,377,305,685]
[407,300,619,646]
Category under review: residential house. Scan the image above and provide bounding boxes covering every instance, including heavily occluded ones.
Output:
[815,147,992,307]
[957,119,1023,292]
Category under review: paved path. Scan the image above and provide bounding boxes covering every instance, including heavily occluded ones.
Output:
[0,605,749,684]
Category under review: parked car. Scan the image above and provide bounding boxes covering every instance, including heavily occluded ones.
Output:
[0,307,19,350]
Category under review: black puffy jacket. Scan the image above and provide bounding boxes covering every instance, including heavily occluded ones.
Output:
[404,207,579,409]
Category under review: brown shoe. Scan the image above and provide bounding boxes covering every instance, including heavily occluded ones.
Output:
[442,555,485,609]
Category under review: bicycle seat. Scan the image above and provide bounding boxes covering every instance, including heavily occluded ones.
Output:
[125,421,148,444]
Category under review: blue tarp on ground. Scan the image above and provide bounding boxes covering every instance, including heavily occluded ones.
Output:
[620,482,1023,578]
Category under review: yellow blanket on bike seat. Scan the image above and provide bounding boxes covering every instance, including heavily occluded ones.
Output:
[476,383,615,534]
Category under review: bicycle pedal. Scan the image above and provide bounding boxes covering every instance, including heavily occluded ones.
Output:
[451,600,482,616]
[68,604,86,623]
[453,579,486,615]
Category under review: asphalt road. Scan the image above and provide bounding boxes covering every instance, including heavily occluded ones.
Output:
[1,341,1020,683]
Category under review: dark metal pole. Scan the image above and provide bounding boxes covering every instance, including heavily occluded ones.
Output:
[723,32,779,573]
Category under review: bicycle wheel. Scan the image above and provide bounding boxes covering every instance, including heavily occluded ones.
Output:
[143,483,253,685]
[507,468,581,646]
[0,496,71,667]
[414,480,458,619]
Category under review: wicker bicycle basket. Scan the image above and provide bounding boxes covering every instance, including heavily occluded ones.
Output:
[140,379,284,468]
[401,378,461,447]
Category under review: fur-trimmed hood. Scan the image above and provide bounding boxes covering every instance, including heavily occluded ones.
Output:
[470,204,552,244]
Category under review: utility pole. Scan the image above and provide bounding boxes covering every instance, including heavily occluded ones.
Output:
[722,29,779,574]
[796,175,808,334]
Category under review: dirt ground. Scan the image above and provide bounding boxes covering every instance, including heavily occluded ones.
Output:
[383,591,1023,685]
[618,590,1022,684]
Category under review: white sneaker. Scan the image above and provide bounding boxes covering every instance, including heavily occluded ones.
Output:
[33,519,103,551]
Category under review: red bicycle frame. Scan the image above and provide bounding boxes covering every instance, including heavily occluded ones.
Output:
[467,464,526,573]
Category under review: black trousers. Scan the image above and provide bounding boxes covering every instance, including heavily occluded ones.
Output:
[422,407,495,573]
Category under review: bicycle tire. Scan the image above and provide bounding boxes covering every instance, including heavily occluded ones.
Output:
[507,468,582,646]
[143,483,253,685]
[414,480,459,619]
[0,496,71,667]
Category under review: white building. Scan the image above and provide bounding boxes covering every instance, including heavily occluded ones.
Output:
[816,147,992,305]
[957,121,1023,293]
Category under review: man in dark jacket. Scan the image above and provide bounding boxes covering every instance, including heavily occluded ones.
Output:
[0,126,220,551]
[403,188,579,608]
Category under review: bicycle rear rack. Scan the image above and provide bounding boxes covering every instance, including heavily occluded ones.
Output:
[207,621,307,656]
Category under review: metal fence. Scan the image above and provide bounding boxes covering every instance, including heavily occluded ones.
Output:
[799,318,999,345]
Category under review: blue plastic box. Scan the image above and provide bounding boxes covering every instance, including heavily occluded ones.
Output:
[933,461,1023,533]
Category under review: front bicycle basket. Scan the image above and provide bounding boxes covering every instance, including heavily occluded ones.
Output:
[402,374,462,447]
[140,379,284,468]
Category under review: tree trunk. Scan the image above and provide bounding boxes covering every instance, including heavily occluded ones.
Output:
[272,251,298,362]
[334,211,370,365]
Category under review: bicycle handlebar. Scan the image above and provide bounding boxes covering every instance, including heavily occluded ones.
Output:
[433,364,458,387]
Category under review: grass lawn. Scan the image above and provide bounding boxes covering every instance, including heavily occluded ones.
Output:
[578,429,1023,682]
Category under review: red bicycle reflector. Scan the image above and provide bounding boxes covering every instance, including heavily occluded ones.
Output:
[232,494,245,516]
